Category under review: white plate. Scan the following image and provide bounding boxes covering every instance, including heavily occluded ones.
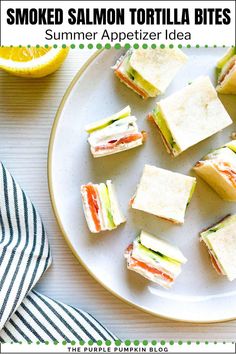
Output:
[48,48,236,323]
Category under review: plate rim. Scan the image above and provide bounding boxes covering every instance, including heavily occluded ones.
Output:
[47,49,236,324]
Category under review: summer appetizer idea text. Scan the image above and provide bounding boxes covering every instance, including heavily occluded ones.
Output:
[5,7,232,42]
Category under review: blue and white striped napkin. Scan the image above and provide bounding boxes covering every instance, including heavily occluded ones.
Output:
[0,163,116,342]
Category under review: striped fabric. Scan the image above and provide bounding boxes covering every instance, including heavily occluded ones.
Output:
[0,163,116,342]
[0,163,52,330]
[0,291,116,342]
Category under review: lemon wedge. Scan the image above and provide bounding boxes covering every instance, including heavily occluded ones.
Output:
[0,46,69,78]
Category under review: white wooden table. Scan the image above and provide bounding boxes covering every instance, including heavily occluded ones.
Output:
[0,49,235,341]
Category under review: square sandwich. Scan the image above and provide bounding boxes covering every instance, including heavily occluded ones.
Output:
[193,140,236,201]
[113,48,187,99]
[131,165,196,224]
[85,106,145,158]
[216,47,236,95]
[149,76,232,156]
[81,180,126,233]
[200,215,236,281]
[125,230,187,288]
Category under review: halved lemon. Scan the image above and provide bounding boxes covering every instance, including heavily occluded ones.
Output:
[0,46,69,78]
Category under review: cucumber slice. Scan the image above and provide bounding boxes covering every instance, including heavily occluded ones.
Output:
[99,183,115,229]
[85,106,131,133]
[135,241,181,268]
[152,108,181,154]
[187,180,196,205]
[139,231,187,264]
[153,109,173,146]
[122,53,158,97]
[106,180,126,226]
[201,215,236,239]
[225,140,236,153]
[131,241,182,276]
